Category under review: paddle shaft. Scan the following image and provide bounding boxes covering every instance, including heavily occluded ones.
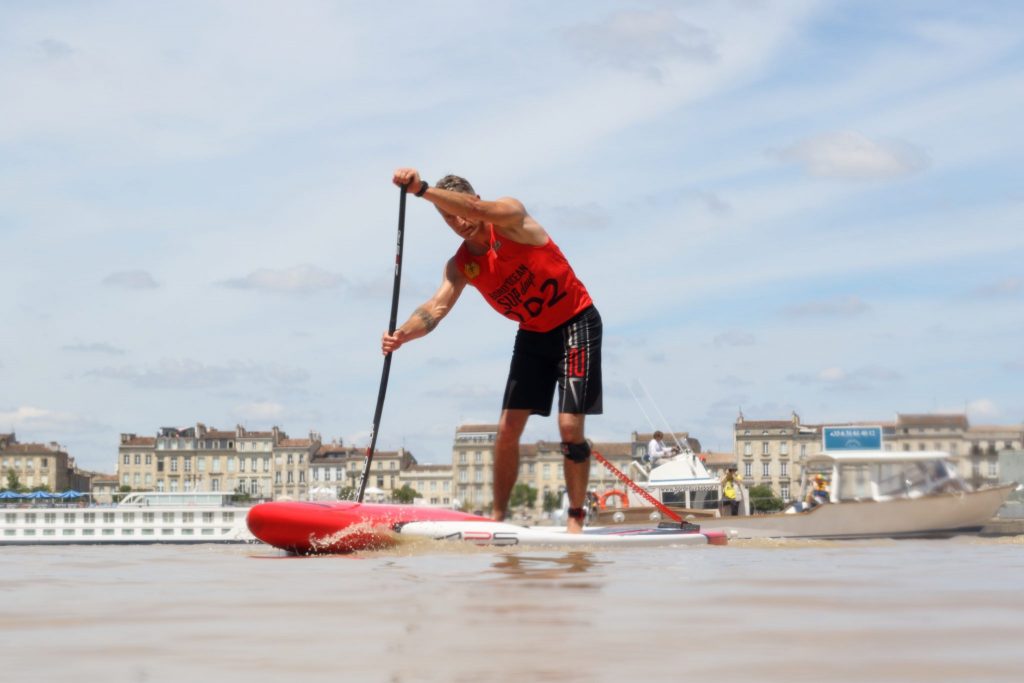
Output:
[355,186,407,503]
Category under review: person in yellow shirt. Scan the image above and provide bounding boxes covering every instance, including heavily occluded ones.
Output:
[720,466,741,516]
[805,473,830,507]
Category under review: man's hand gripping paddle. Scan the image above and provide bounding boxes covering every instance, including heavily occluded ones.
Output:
[354,185,407,503]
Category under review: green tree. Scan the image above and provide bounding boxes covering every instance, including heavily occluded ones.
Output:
[747,484,784,513]
[391,484,421,504]
[542,490,561,513]
[231,484,252,504]
[509,482,538,509]
[4,468,22,492]
[111,484,132,504]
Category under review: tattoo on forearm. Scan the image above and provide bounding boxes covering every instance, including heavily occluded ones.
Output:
[414,307,438,332]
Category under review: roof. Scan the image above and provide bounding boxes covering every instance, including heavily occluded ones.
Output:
[279,438,316,448]
[968,424,1023,435]
[590,442,633,457]
[735,420,794,430]
[405,464,452,473]
[2,443,64,454]
[205,430,235,439]
[702,451,736,467]
[456,424,498,433]
[896,413,969,429]
[120,436,156,447]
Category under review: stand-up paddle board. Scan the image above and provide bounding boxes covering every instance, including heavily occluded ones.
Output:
[247,501,727,554]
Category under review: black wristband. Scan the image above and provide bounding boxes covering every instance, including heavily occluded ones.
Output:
[414,180,429,197]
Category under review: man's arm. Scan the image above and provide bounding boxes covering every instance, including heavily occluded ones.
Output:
[392,167,547,246]
[381,258,467,354]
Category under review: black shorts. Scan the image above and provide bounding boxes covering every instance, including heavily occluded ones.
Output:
[501,305,603,416]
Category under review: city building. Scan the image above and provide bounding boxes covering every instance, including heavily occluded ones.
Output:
[117,423,321,501]
[0,434,87,492]
[308,442,416,500]
[402,463,454,506]
[734,411,1024,501]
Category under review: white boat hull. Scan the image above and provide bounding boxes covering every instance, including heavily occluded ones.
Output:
[695,485,1016,539]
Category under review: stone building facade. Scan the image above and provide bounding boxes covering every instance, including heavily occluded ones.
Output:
[0,434,88,492]
[734,411,1024,501]
[117,423,320,501]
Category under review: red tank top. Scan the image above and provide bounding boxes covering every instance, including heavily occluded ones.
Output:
[454,225,593,333]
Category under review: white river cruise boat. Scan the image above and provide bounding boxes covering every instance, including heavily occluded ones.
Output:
[0,492,256,545]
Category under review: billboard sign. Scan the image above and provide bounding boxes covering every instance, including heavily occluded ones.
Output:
[823,426,883,451]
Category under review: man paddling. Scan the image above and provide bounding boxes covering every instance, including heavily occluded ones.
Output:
[382,168,603,533]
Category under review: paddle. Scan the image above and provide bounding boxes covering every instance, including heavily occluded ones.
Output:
[354,184,407,503]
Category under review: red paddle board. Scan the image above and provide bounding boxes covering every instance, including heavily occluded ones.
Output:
[247,501,726,554]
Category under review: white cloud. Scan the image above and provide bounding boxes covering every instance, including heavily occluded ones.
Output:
[773,130,929,180]
[87,358,308,390]
[966,398,1000,420]
[562,8,718,79]
[782,295,869,319]
[969,277,1022,299]
[233,401,286,421]
[101,270,159,290]
[62,341,126,355]
[218,265,345,294]
[787,366,902,391]
[713,330,755,347]
[0,405,106,435]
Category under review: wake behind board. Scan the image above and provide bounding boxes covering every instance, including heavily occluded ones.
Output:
[247,501,726,554]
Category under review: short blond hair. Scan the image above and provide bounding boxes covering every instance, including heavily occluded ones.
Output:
[436,174,476,195]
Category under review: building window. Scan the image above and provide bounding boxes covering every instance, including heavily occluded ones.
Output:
[762,442,769,455]
[743,442,752,456]
[744,463,752,478]
[762,462,770,477]
[123,454,130,465]
[988,461,998,477]
[781,485,790,500]
[780,443,788,456]
[780,462,788,477]
[459,453,467,464]
[134,454,141,465]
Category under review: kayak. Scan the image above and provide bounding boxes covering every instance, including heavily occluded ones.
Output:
[246,501,727,554]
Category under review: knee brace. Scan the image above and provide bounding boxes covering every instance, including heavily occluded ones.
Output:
[561,441,591,463]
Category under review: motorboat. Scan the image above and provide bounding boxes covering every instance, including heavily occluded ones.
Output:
[603,449,1016,539]
[0,491,255,545]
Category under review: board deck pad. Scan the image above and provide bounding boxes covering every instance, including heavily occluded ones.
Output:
[247,501,727,554]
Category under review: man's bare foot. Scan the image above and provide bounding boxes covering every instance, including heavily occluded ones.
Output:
[566,516,584,534]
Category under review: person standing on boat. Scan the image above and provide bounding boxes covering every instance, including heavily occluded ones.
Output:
[720,466,742,516]
[646,431,671,468]
[383,168,602,534]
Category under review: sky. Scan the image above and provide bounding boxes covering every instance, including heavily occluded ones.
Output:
[1,0,1022,473]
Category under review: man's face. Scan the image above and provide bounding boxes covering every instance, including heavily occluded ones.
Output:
[437,207,483,241]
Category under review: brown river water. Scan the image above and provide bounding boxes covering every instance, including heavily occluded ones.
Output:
[2,536,1023,683]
